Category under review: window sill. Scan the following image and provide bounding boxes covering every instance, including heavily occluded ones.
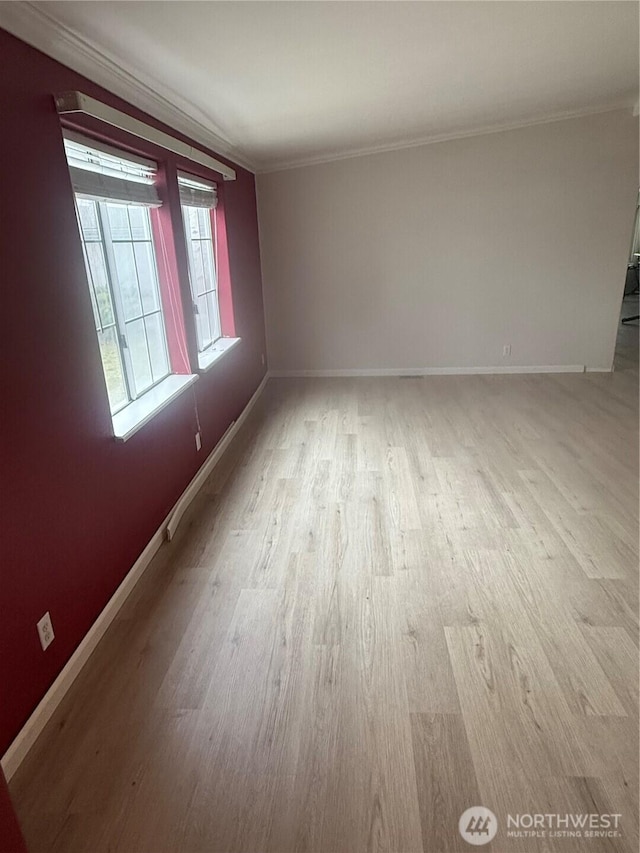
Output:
[112,373,199,442]
[198,337,241,372]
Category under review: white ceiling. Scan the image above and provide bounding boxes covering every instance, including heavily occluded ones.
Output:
[4,1,639,172]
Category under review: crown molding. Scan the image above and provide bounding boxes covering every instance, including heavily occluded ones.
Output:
[2,2,635,177]
[258,100,635,174]
[0,1,256,173]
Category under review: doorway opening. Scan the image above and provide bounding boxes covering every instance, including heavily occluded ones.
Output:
[614,191,639,371]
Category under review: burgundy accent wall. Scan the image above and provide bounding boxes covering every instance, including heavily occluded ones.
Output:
[0,772,27,853]
[0,28,267,757]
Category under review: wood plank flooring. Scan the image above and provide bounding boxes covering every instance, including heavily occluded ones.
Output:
[9,359,639,853]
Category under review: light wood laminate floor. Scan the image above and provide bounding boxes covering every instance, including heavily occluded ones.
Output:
[10,361,639,853]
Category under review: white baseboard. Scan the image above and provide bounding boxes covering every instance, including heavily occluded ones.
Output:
[269,365,586,377]
[166,373,269,540]
[1,373,269,781]
[585,366,613,373]
[1,524,165,780]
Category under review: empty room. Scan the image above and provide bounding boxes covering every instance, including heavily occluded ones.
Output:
[1,2,638,852]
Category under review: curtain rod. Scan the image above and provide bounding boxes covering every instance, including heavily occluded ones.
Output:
[54,91,236,182]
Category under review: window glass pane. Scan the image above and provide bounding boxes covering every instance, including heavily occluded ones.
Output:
[81,244,102,330]
[185,206,201,240]
[77,199,100,242]
[134,243,160,313]
[113,242,143,320]
[201,240,217,289]
[128,206,150,241]
[145,313,169,382]
[85,243,115,327]
[105,204,131,241]
[195,294,211,350]
[197,208,211,238]
[126,318,153,395]
[206,291,221,341]
[97,327,128,411]
[191,242,207,295]
[75,193,171,413]
[182,204,221,353]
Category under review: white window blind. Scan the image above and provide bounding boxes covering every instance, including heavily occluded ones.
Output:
[177,172,218,209]
[63,132,161,207]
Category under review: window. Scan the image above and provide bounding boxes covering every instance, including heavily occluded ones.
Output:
[178,173,221,353]
[76,200,171,411]
[65,134,172,415]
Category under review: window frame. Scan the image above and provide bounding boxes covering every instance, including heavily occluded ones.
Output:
[62,124,241,440]
[182,203,223,355]
[75,197,172,414]
[77,208,130,414]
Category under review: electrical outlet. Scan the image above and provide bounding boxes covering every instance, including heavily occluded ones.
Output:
[195,431,202,452]
[503,344,511,357]
[37,611,55,651]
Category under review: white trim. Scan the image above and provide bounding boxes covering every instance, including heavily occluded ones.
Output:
[197,337,242,372]
[0,526,164,779]
[258,103,631,174]
[269,365,586,378]
[57,92,236,182]
[0,1,255,173]
[166,372,268,539]
[0,3,631,177]
[113,373,199,442]
[0,373,269,781]
[585,367,614,373]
